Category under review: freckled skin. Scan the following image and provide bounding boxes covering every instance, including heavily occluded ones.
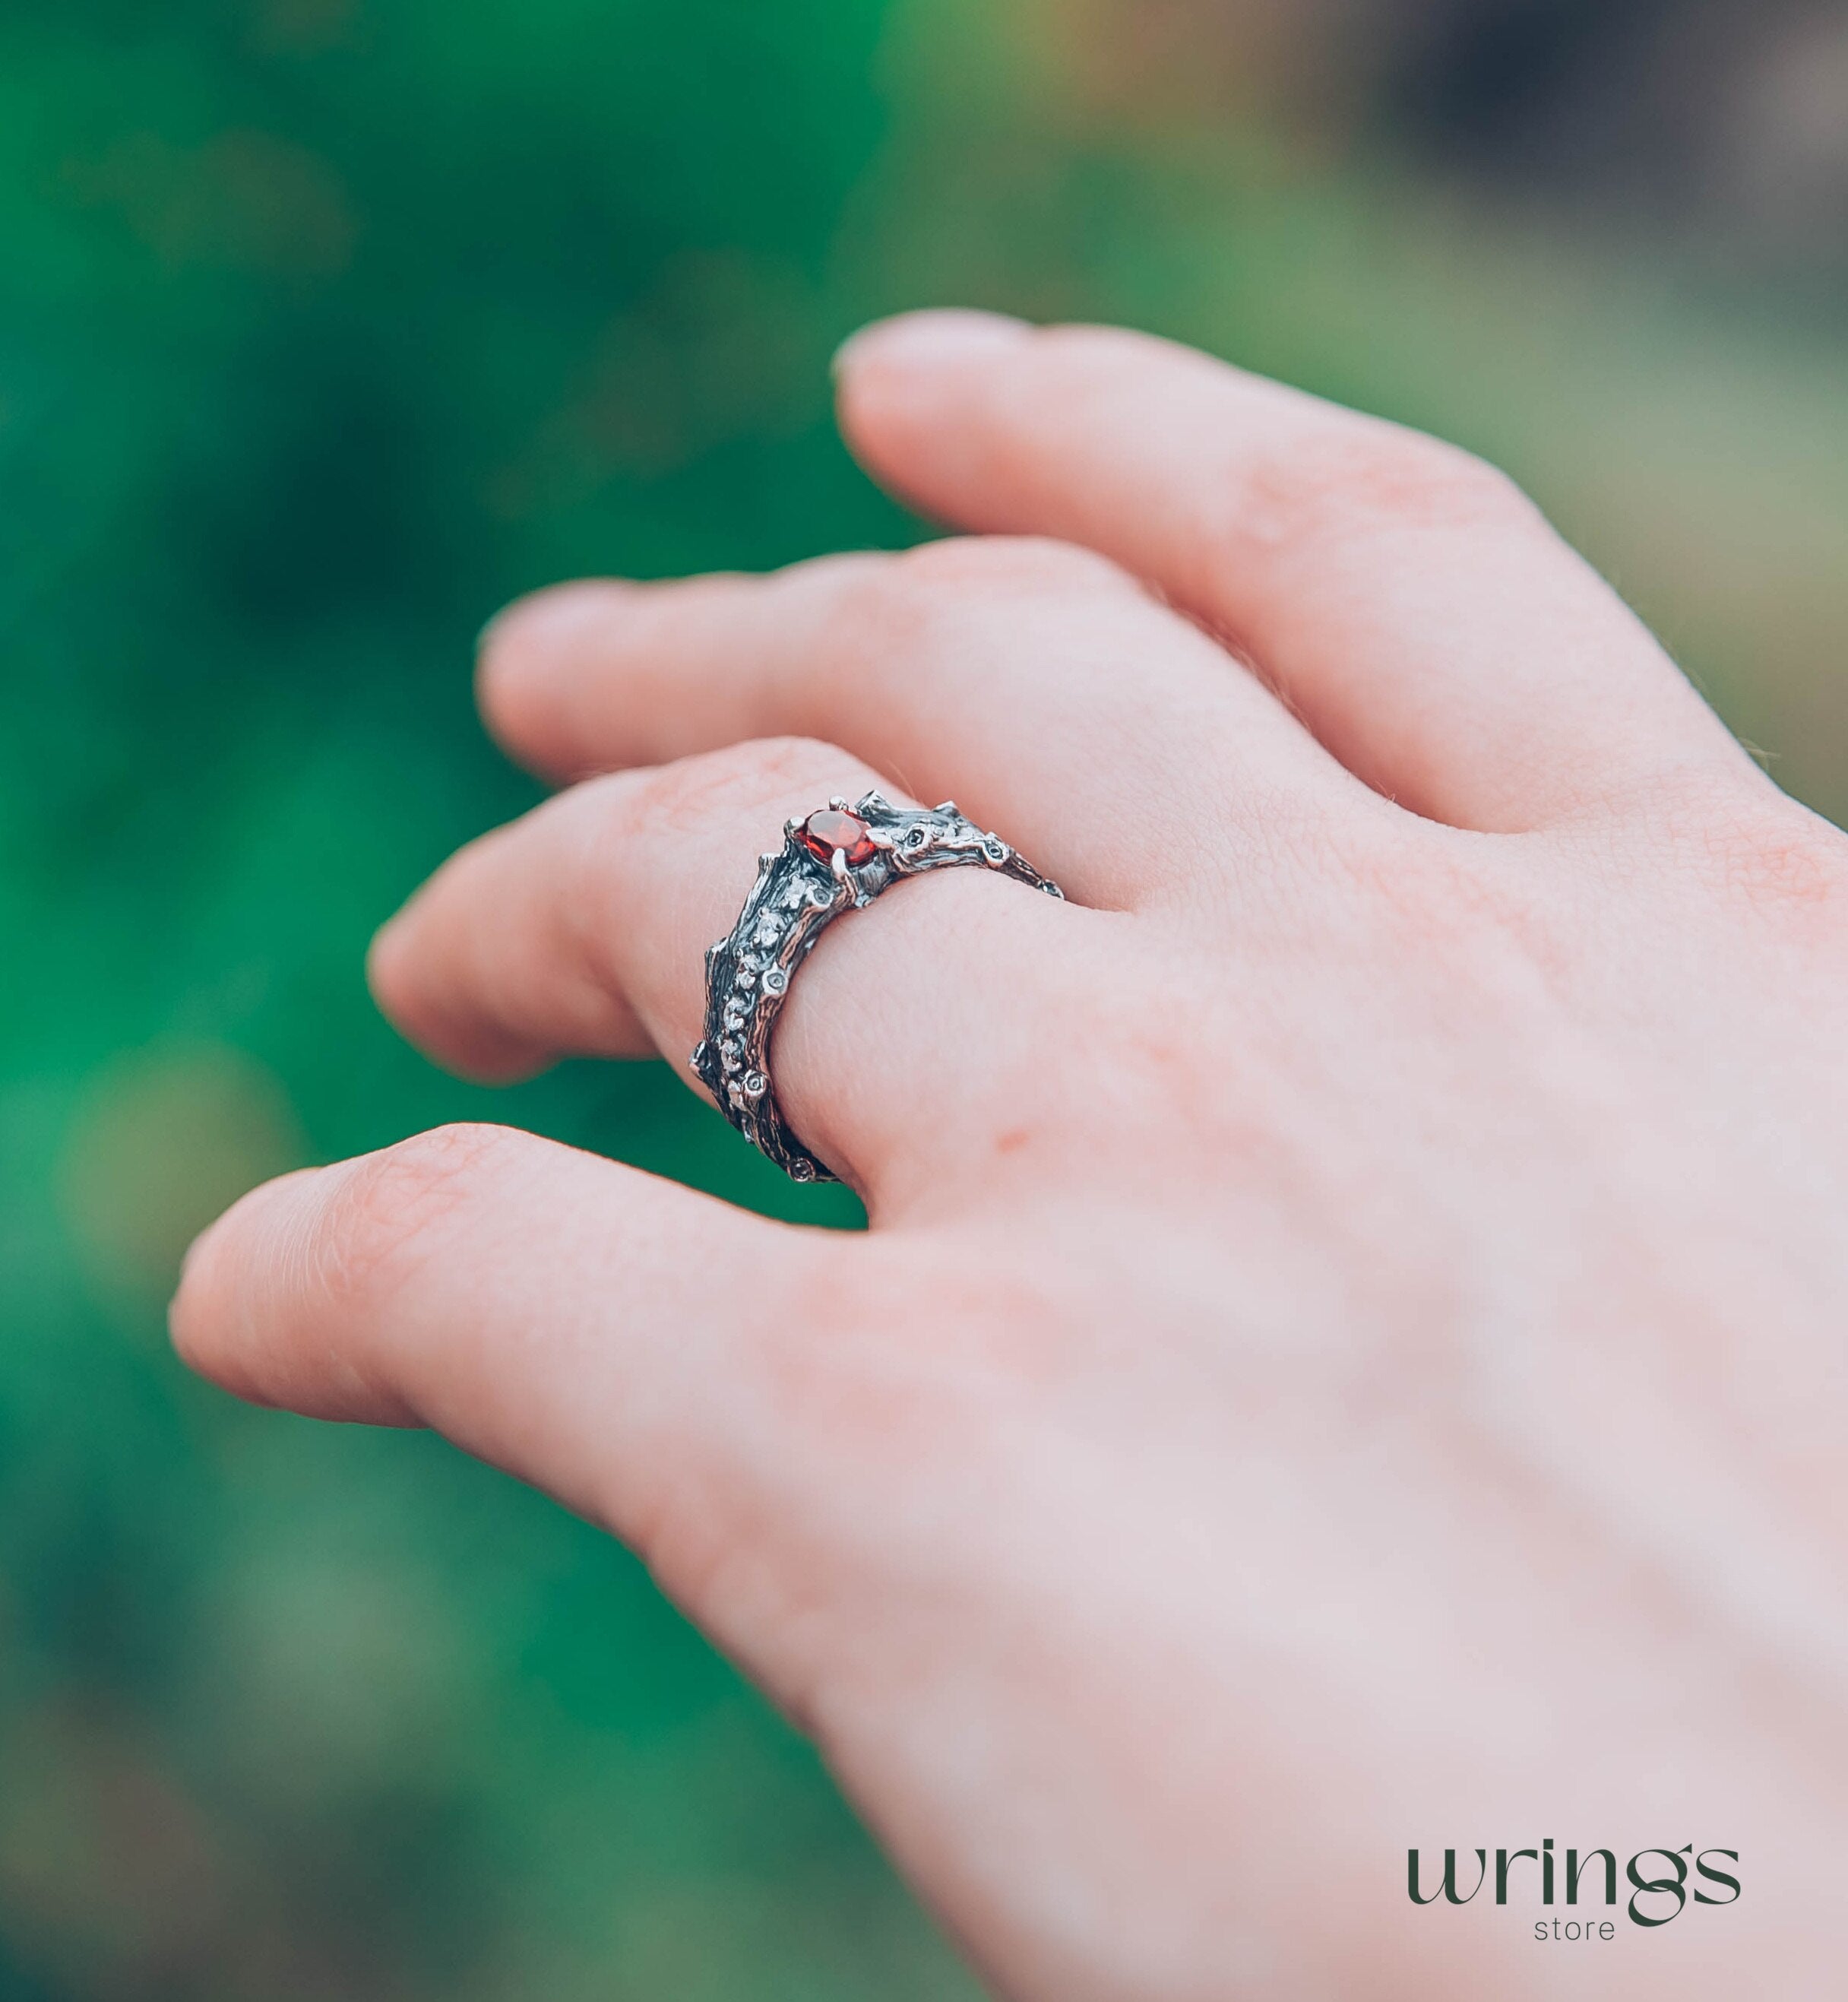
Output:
[176,315,1848,2001]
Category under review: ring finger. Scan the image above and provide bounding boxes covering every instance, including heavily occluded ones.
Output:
[368,733,1084,1197]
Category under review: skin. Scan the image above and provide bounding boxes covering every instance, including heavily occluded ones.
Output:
[172,312,1848,1998]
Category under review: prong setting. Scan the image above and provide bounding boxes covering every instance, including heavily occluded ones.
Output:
[694,794,1062,1182]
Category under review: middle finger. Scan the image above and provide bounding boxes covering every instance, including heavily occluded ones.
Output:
[476,536,1369,914]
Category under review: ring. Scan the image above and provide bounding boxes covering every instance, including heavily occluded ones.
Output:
[691,790,1065,1181]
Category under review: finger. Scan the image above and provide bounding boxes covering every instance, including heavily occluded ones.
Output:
[475,538,1369,913]
[368,736,1080,1194]
[833,312,1757,833]
[169,1123,853,1682]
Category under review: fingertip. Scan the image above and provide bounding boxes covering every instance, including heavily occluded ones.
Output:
[476,579,638,772]
[367,914,555,1086]
[169,1158,430,1427]
[833,310,1031,445]
[831,307,1032,384]
[168,1218,217,1371]
[169,1165,327,1392]
[363,909,437,1054]
[365,911,410,1015]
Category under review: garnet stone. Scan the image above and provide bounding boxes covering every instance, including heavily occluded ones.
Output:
[799,808,877,867]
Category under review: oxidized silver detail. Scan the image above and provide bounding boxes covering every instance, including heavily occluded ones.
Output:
[691,790,1064,1181]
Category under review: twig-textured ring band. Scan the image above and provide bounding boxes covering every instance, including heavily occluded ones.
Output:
[691,790,1065,1182]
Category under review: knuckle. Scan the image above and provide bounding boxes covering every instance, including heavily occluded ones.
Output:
[1248,422,1533,546]
[894,534,1129,597]
[827,537,1136,667]
[1381,850,1512,948]
[756,1238,1070,1452]
[1677,790,1848,920]
[320,1123,525,1312]
[776,548,888,600]
[597,736,852,841]
[1343,835,1571,986]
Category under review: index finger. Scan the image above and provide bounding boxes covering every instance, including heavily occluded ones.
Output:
[171,1122,846,1542]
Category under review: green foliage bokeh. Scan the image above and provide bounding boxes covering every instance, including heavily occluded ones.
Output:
[2,1,1845,1995]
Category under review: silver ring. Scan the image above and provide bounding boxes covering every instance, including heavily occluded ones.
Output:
[691,790,1064,1181]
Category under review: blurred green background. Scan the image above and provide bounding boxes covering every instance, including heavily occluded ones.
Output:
[2,1,1845,1994]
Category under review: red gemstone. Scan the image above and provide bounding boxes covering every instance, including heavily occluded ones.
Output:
[799,809,876,867]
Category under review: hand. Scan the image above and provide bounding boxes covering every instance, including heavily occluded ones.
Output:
[172,312,1848,2000]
